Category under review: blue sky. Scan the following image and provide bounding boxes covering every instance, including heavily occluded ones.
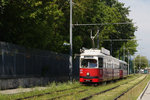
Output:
[119,0,150,59]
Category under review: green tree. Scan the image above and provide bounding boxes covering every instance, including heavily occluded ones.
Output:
[0,0,138,56]
[134,55,148,70]
[115,37,138,60]
[0,0,67,52]
[72,0,137,55]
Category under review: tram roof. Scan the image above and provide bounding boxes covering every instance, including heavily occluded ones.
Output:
[119,60,127,64]
[80,48,107,57]
[80,48,120,61]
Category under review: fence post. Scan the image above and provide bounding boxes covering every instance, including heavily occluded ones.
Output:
[14,51,16,76]
[24,53,26,76]
[2,49,5,76]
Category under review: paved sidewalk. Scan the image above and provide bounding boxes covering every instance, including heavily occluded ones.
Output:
[0,87,48,95]
[141,83,150,100]
[137,80,150,100]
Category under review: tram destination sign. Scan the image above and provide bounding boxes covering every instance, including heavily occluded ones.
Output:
[84,56,94,59]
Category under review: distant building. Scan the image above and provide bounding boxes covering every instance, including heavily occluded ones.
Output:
[143,67,150,74]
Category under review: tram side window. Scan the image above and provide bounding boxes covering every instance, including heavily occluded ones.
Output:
[122,64,124,70]
[121,64,123,69]
[119,63,122,69]
[122,64,127,70]
[98,58,103,68]
[123,64,125,70]
[81,59,88,68]
[124,64,127,70]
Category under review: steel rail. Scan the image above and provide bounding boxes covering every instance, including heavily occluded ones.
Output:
[47,89,88,100]
[46,84,100,100]
[80,85,120,100]
[137,80,150,100]
[113,76,147,100]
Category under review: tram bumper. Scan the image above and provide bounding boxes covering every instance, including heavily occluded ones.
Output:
[80,76,100,83]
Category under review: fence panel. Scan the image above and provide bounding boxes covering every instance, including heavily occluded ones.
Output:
[0,51,2,75]
[0,42,75,80]
[16,53,25,76]
[0,41,81,80]
[3,52,14,76]
[73,56,80,79]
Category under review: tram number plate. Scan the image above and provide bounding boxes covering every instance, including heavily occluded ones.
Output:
[86,80,91,82]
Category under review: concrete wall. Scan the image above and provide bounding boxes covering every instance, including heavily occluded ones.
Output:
[0,77,69,90]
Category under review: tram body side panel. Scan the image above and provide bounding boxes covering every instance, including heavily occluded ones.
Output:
[102,68,107,81]
[104,68,113,81]
[113,69,120,80]
[123,70,128,77]
[79,68,103,82]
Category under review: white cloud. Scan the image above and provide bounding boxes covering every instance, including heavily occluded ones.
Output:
[119,0,150,59]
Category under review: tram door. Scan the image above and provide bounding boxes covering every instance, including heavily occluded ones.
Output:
[98,57,103,81]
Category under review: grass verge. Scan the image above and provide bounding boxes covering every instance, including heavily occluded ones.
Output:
[0,80,80,100]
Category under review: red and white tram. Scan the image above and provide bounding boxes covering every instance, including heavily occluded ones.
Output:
[79,48,128,83]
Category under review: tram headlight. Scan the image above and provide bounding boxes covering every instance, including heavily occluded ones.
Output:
[87,72,90,76]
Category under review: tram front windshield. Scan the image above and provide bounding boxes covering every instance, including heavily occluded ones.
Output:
[81,59,97,68]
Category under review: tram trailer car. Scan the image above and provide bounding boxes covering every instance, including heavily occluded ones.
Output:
[79,48,128,83]
[119,60,128,78]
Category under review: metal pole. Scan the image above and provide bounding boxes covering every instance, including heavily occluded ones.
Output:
[97,30,99,49]
[119,50,121,60]
[2,49,5,76]
[139,55,141,73]
[123,46,125,61]
[92,39,95,48]
[128,50,129,75]
[110,40,112,55]
[134,56,135,74]
[69,0,73,82]
[14,52,16,76]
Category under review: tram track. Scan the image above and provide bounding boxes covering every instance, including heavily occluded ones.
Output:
[15,75,142,100]
[114,75,147,100]
[45,81,128,100]
[15,83,98,100]
[47,89,88,100]
[80,83,128,100]
[45,76,139,100]
[15,86,81,100]
[80,76,145,100]
[80,85,120,100]
[45,84,100,100]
